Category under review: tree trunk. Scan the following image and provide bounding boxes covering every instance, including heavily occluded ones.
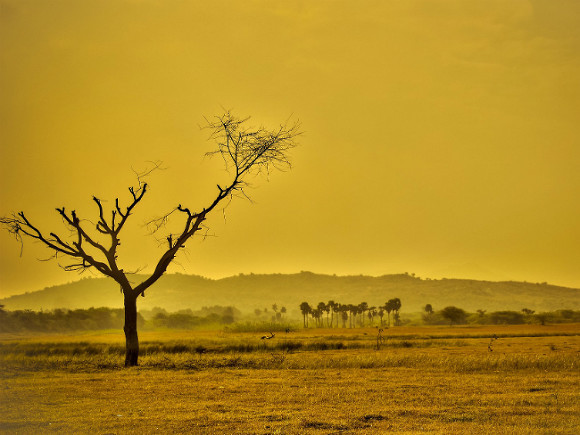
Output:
[124,295,139,367]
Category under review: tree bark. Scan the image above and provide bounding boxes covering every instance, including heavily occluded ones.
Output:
[124,294,139,367]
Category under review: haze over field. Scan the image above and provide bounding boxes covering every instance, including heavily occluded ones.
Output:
[2,272,579,315]
[1,1,579,297]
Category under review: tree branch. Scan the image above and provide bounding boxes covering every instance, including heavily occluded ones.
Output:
[2,112,300,301]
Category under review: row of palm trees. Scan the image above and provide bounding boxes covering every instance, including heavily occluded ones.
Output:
[299,299,402,328]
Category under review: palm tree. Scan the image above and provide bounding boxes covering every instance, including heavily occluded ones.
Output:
[327,300,336,328]
[316,302,327,328]
[311,307,322,327]
[368,307,377,326]
[385,298,401,326]
[299,302,311,328]
[378,307,385,327]
[384,301,393,327]
[345,304,354,328]
[358,302,369,327]
[341,307,348,328]
[391,298,401,326]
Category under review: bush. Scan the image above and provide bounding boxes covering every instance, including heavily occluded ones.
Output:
[489,311,525,325]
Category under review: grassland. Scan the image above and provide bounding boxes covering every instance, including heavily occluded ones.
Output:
[1,324,579,434]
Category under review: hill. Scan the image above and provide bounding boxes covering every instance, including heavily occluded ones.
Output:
[1,272,579,316]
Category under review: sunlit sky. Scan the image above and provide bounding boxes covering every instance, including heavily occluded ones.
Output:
[1,0,579,296]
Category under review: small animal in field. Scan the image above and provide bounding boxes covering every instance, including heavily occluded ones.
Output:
[261,332,275,340]
[488,334,499,352]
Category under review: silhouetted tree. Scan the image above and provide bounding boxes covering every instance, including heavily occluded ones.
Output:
[314,302,325,328]
[393,312,400,326]
[347,304,356,328]
[378,307,385,326]
[327,300,336,328]
[311,306,322,327]
[384,300,395,327]
[440,306,467,326]
[1,111,300,366]
[334,302,343,328]
[535,312,548,325]
[341,308,348,328]
[521,308,535,316]
[390,298,401,326]
[358,302,368,327]
[299,302,312,328]
[370,307,377,325]
[424,304,433,315]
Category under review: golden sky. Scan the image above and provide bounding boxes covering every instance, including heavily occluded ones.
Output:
[1,0,579,296]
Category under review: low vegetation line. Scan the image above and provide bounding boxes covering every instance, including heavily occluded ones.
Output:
[0,338,473,358]
[2,351,577,373]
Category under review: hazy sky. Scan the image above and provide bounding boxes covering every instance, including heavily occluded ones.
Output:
[1,0,579,296]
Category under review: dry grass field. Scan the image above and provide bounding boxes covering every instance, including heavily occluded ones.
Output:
[1,324,579,434]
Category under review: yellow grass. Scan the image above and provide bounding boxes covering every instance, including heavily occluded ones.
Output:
[1,324,579,433]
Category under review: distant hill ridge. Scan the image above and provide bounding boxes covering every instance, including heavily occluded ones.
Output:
[1,272,578,314]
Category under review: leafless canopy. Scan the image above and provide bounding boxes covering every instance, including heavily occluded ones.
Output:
[203,111,300,208]
[1,111,300,299]
[1,177,150,289]
[205,111,299,177]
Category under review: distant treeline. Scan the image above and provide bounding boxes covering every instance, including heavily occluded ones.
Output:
[421,305,580,326]
[298,299,403,328]
[0,307,134,333]
[296,300,580,328]
[0,305,239,333]
[1,304,579,333]
[141,306,239,329]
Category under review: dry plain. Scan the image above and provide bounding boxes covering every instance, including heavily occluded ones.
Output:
[1,324,579,434]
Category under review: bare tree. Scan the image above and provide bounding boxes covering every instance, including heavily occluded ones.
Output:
[1,111,300,367]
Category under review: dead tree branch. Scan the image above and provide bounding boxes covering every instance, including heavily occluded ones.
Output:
[1,111,300,367]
